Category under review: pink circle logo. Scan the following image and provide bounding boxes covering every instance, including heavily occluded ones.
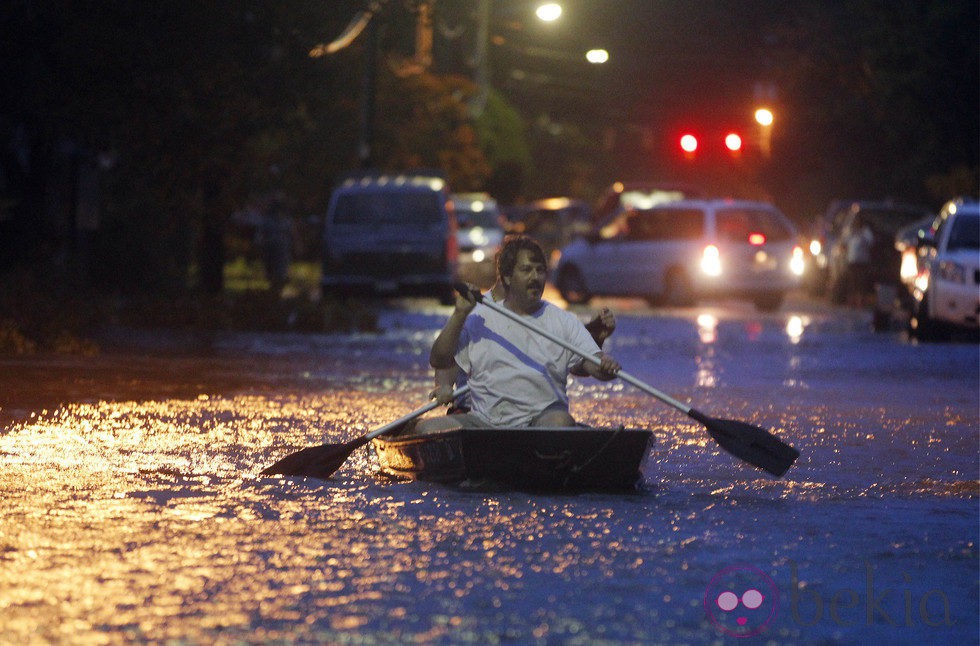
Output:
[704,565,779,637]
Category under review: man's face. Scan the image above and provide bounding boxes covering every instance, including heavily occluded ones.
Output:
[504,249,546,311]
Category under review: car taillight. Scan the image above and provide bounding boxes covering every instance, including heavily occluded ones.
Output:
[700,244,722,276]
[748,232,766,246]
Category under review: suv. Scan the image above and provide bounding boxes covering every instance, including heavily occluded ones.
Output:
[554,199,804,311]
[321,172,457,302]
[908,199,980,340]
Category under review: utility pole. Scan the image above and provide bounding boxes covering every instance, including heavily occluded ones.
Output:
[413,0,434,71]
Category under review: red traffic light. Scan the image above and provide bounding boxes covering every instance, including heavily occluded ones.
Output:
[724,132,742,152]
[679,133,699,153]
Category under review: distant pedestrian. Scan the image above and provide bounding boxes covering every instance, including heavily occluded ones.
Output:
[262,200,292,293]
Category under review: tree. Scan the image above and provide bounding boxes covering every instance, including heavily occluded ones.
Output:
[769,0,979,213]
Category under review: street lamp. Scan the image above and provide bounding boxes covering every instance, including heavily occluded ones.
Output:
[754,107,774,158]
[586,48,609,64]
[535,3,563,22]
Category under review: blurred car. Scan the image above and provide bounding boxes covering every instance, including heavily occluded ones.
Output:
[503,197,593,266]
[452,192,504,288]
[801,200,850,296]
[592,181,700,226]
[907,198,980,340]
[825,201,932,304]
[321,172,457,303]
[553,198,804,311]
[895,215,937,299]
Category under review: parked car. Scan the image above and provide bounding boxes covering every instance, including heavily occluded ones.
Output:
[907,198,980,340]
[321,172,457,302]
[553,199,804,311]
[801,200,850,296]
[452,192,504,288]
[503,197,593,266]
[825,201,932,304]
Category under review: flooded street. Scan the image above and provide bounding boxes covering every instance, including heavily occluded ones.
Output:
[1,295,977,644]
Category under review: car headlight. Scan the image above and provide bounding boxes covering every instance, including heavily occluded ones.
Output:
[700,245,722,276]
[899,251,918,281]
[938,260,966,283]
[789,246,805,276]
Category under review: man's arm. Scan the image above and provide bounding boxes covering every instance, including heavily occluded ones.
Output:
[571,308,617,376]
[430,366,460,405]
[429,289,477,369]
[584,307,616,347]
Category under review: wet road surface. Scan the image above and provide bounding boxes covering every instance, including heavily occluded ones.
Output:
[1,294,977,644]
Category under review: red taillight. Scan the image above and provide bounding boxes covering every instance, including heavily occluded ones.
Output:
[748,232,766,246]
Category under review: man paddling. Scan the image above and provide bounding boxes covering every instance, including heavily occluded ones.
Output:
[420,235,619,431]
[433,270,616,414]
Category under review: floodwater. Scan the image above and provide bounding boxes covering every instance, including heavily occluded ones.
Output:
[1,297,977,644]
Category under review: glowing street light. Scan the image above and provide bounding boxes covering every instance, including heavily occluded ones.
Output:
[754,108,774,127]
[585,48,609,64]
[536,3,563,22]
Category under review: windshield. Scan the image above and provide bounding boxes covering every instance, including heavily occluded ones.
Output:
[947,214,980,251]
[458,208,500,229]
[333,191,444,225]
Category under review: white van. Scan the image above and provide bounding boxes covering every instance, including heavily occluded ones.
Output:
[554,199,804,311]
[321,172,458,302]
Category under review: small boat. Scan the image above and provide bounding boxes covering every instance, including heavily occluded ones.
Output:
[373,421,654,492]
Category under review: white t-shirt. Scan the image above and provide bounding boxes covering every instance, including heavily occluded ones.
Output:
[455,300,602,426]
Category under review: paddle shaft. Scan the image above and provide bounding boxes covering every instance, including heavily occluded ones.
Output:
[476,297,693,415]
[366,384,471,440]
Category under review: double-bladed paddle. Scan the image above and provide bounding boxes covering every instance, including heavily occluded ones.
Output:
[261,385,471,479]
[459,285,799,477]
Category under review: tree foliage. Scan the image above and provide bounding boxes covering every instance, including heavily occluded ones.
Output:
[769,0,979,212]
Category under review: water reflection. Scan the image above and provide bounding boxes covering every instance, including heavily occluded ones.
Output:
[691,311,813,390]
[0,321,975,644]
[695,313,718,388]
[785,315,809,345]
[696,313,718,344]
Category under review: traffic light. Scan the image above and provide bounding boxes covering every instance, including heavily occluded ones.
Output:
[677,131,745,159]
[724,132,742,153]
[679,133,699,155]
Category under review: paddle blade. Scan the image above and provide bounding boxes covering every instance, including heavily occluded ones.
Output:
[691,411,800,477]
[260,436,369,479]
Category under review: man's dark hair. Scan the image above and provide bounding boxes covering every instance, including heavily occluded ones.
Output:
[497,234,547,283]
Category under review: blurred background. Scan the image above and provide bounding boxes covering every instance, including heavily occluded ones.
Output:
[0,0,976,313]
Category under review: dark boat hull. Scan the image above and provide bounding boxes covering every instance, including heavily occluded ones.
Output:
[373,425,654,492]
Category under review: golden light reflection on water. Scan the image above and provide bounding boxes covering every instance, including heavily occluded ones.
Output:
[0,362,976,643]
